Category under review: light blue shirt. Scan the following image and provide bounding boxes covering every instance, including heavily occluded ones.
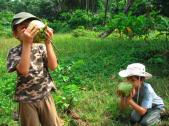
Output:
[134,82,164,109]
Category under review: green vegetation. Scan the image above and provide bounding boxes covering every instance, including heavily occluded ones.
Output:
[0,0,169,125]
[117,82,133,97]
[0,33,169,125]
[28,20,47,43]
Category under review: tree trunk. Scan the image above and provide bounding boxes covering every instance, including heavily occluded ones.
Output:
[98,29,114,38]
[86,0,88,11]
[124,0,134,14]
[104,0,109,22]
[91,0,94,12]
[67,110,89,126]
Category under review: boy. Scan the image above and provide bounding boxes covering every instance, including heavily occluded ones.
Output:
[118,63,164,126]
[7,12,63,126]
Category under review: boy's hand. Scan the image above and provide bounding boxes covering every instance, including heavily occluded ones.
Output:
[120,97,129,110]
[20,25,40,44]
[45,27,54,45]
[130,88,136,98]
[116,90,125,97]
[127,88,136,103]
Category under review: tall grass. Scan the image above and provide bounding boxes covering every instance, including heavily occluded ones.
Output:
[52,34,169,125]
[0,34,169,126]
[0,37,18,125]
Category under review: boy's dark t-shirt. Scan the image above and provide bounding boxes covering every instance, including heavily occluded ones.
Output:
[7,43,56,102]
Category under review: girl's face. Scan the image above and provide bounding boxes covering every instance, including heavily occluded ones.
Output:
[127,76,143,88]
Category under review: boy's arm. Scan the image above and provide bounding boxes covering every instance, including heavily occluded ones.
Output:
[120,97,128,111]
[16,27,39,76]
[45,43,58,71]
[127,99,147,116]
[127,88,150,116]
[45,27,58,71]
[16,42,31,76]
[127,85,154,116]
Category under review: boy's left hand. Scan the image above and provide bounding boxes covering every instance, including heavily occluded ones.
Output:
[127,88,136,103]
[45,27,54,44]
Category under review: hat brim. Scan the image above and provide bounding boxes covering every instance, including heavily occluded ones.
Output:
[119,70,152,79]
[13,17,40,26]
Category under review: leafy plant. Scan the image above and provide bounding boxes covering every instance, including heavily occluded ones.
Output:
[107,13,155,39]
[117,82,133,97]
[48,20,70,33]
[52,59,89,88]
[68,10,92,29]
[72,26,86,37]
[0,11,13,37]
[54,84,80,112]
[155,16,169,41]
[0,58,16,116]
[28,20,47,43]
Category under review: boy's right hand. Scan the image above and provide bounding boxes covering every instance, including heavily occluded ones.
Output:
[129,88,136,98]
[20,25,40,44]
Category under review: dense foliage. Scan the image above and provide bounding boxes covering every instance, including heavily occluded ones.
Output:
[1,0,169,37]
[0,34,169,125]
[0,0,169,125]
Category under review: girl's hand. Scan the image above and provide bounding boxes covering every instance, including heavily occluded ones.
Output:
[45,27,54,44]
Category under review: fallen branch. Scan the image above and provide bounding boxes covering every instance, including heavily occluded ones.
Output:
[98,29,114,38]
[64,98,90,126]
[66,109,89,126]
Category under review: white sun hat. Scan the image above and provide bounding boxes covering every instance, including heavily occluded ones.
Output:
[119,63,152,79]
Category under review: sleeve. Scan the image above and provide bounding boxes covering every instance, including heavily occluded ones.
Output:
[7,48,21,73]
[141,85,153,109]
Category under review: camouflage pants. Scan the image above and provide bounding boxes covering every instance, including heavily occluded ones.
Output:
[19,94,64,126]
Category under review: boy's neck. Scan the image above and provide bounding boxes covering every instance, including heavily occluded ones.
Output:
[135,82,144,91]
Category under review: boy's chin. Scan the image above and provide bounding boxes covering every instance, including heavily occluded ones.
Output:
[135,84,142,88]
[133,84,139,88]
[16,37,21,41]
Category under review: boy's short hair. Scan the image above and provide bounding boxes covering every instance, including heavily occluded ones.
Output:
[11,12,40,31]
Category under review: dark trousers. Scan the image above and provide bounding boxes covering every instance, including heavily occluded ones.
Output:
[130,108,161,126]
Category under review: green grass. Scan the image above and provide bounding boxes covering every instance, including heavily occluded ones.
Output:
[0,33,169,126]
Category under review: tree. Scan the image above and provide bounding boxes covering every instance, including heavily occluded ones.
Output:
[38,0,61,20]
[155,0,169,17]
[0,0,12,12]
[124,0,134,14]
[104,0,109,22]
[10,0,62,20]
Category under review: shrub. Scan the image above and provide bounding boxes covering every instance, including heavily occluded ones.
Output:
[107,13,155,39]
[72,26,97,37]
[48,20,70,33]
[54,84,80,112]
[0,11,14,37]
[68,10,92,29]
[155,16,169,41]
